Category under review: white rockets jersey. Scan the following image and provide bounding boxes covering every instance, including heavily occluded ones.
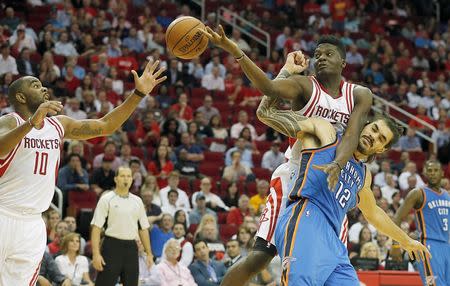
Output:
[0,113,64,218]
[285,76,356,163]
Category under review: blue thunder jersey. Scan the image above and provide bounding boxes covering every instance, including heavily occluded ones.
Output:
[288,135,366,237]
[415,187,450,244]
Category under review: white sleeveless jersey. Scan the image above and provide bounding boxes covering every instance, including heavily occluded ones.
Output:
[285,76,357,162]
[0,113,64,218]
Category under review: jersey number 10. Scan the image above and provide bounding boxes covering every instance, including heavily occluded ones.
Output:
[335,181,351,208]
[33,151,49,175]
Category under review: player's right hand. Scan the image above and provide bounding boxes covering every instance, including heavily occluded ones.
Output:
[198,25,241,57]
[400,239,431,262]
[30,101,63,128]
[93,254,106,271]
[283,51,310,75]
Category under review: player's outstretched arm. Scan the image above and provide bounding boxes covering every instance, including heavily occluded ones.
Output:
[316,87,373,190]
[199,25,304,101]
[358,171,430,261]
[57,61,166,140]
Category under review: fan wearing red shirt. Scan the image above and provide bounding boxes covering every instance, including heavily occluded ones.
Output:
[226,195,251,227]
[64,64,80,94]
[408,105,434,132]
[303,0,321,14]
[135,112,160,146]
[170,93,193,122]
[330,0,350,31]
[147,145,174,188]
[109,46,138,76]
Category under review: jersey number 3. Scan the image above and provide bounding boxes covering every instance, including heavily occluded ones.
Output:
[335,181,351,208]
[34,151,48,175]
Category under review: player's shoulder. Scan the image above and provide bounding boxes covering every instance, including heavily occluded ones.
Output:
[0,113,18,133]
[352,84,373,98]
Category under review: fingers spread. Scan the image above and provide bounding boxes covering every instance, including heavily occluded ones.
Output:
[149,60,159,74]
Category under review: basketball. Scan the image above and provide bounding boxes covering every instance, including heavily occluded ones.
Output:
[165,16,209,59]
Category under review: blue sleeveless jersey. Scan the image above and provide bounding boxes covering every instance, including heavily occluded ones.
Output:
[288,136,366,236]
[415,187,450,244]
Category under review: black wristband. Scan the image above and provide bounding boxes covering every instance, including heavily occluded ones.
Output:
[134,89,147,98]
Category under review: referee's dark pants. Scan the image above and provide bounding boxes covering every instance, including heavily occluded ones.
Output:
[95,236,139,286]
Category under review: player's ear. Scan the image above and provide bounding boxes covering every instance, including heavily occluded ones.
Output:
[341,59,346,69]
[15,92,26,104]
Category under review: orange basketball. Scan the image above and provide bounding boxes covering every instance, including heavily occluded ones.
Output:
[165,16,209,59]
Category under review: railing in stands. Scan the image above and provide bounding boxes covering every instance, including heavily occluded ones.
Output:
[191,0,205,22]
[50,187,64,216]
[217,7,271,58]
[371,94,437,153]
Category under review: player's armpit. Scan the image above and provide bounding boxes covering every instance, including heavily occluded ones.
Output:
[57,115,107,140]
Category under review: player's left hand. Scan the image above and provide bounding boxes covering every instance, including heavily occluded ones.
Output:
[400,239,431,262]
[313,163,341,191]
[131,60,167,96]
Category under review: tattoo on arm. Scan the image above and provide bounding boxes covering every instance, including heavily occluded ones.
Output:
[257,69,307,138]
[71,123,103,137]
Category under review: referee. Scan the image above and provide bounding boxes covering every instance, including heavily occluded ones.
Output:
[91,166,154,285]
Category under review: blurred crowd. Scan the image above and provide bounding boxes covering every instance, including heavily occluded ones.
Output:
[0,0,449,285]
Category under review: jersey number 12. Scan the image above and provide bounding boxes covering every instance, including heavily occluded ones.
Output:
[33,151,48,175]
[335,181,351,208]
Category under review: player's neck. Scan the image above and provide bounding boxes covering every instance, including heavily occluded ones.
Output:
[316,74,342,96]
[115,188,129,197]
[15,107,33,120]
[353,151,368,162]
[428,184,442,193]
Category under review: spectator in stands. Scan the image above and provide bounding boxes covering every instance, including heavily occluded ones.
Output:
[123,27,144,53]
[38,251,72,285]
[174,209,190,230]
[162,189,185,217]
[249,180,269,215]
[283,29,307,57]
[39,51,61,84]
[373,160,397,187]
[150,213,174,260]
[0,6,20,31]
[57,153,89,193]
[346,44,364,66]
[349,226,373,259]
[237,225,254,257]
[119,143,146,174]
[202,66,225,91]
[231,29,251,53]
[223,150,253,183]
[156,239,197,286]
[412,50,430,71]
[196,95,220,123]
[239,127,260,155]
[134,112,160,147]
[189,193,217,225]
[175,132,205,177]
[408,105,433,132]
[192,177,229,211]
[275,26,291,51]
[10,24,37,52]
[209,114,228,140]
[55,233,94,286]
[261,141,285,171]
[63,56,85,80]
[161,117,182,146]
[194,214,218,240]
[16,47,38,76]
[38,31,54,55]
[171,223,194,267]
[224,239,242,269]
[54,32,78,57]
[432,121,450,149]
[0,44,18,76]
[47,221,69,256]
[193,111,214,138]
[223,182,239,208]
[230,110,258,140]
[75,74,95,102]
[348,213,377,245]
[141,188,163,225]
[64,98,87,120]
[226,195,251,227]
[389,191,403,213]
[205,55,226,77]
[63,216,86,255]
[170,92,193,122]
[406,83,421,108]
[381,174,400,204]
[398,162,425,192]
[93,141,122,170]
[394,127,422,152]
[358,242,382,269]
[130,158,145,194]
[190,239,227,286]
[45,209,61,243]
[165,59,183,86]
[160,171,191,210]
[142,175,162,205]
[147,145,174,188]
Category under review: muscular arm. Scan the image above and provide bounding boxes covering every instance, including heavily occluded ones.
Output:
[334,87,373,167]
[0,115,33,157]
[393,188,423,226]
[57,92,143,140]
[358,171,411,245]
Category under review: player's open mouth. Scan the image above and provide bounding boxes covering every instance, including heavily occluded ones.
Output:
[43,93,49,100]
[362,135,372,146]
